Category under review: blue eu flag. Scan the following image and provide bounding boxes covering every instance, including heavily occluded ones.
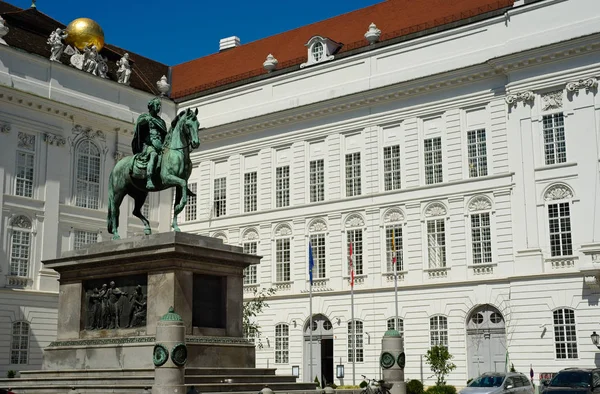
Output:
[308,242,315,286]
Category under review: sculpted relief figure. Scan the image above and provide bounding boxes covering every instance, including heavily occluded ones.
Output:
[107,281,127,329]
[116,53,132,85]
[83,45,99,74]
[47,28,68,62]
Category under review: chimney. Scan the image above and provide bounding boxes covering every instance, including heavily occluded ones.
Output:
[219,36,241,52]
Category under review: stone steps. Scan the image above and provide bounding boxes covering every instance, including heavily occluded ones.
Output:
[186,374,297,384]
[185,367,278,376]
[19,368,153,379]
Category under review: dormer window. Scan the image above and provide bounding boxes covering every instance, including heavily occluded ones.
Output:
[301,36,341,68]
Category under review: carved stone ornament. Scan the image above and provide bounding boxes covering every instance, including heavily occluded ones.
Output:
[541,90,563,111]
[243,229,259,241]
[72,125,106,141]
[544,184,573,201]
[364,23,381,45]
[0,16,8,46]
[84,280,146,330]
[345,214,365,228]
[425,202,447,217]
[566,77,598,93]
[153,344,168,367]
[0,122,11,133]
[17,132,36,151]
[11,215,32,229]
[384,209,404,223]
[263,54,278,73]
[275,224,292,237]
[469,196,492,212]
[309,219,327,233]
[156,75,170,97]
[505,91,535,107]
[44,133,66,146]
[584,274,600,290]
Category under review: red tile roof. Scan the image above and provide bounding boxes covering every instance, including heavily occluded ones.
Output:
[171,0,514,100]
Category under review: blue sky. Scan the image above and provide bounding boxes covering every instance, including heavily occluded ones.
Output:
[10,0,382,65]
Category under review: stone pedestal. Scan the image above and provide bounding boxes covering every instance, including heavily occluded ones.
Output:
[41,232,259,371]
[380,330,406,394]
[154,307,186,394]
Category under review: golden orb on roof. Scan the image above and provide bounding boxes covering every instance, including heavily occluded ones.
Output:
[65,18,105,52]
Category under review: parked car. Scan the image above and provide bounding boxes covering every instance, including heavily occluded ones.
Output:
[541,368,600,394]
[0,389,15,394]
[459,372,535,394]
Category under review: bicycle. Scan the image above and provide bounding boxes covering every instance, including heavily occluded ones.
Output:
[360,375,393,394]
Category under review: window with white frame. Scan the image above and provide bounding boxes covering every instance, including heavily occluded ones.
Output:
[11,321,29,365]
[348,320,364,362]
[15,152,35,198]
[543,113,566,165]
[213,177,226,217]
[243,238,258,285]
[309,159,325,203]
[385,224,403,273]
[471,208,492,264]
[275,323,289,363]
[384,145,401,191]
[9,215,32,278]
[467,129,488,177]
[425,203,447,269]
[347,229,363,276]
[275,235,291,282]
[275,166,290,208]
[310,233,326,280]
[75,140,101,209]
[553,308,577,359]
[430,315,448,347]
[387,317,404,336]
[74,230,98,250]
[548,202,573,257]
[184,183,197,221]
[244,172,257,212]
[424,137,443,185]
[345,153,361,197]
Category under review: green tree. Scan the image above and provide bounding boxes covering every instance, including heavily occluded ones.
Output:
[243,287,276,349]
[424,345,456,386]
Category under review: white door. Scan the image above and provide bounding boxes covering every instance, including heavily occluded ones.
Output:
[466,305,507,380]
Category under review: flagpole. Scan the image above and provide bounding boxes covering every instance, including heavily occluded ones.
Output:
[349,241,356,386]
[308,241,314,385]
[392,229,399,326]
[309,281,313,384]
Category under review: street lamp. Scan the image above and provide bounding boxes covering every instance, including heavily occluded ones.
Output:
[591,331,600,349]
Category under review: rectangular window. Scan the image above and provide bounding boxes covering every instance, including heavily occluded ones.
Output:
[430,316,448,347]
[387,318,404,336]
[244,172,257,212]
[10,231,30,277]
[309,159,325,203]
[74,230,97,250]
[383,145,401,191]
[548,202,572,256]
[424,137,443,185]
[275,166,290,208]
[471,213,492,264]
[185,183,197,221]
[347,320,364,362]
[347,229,363,276]
[467,129,488,177]
[213,178,226,217]
[385,224,403,272]
[345,153,361,197]
[309,234,326,279]
[427,219,446,268]
[243,241,257,285]
[543,113,566,165]
[275,324,289,364]
[10,322,29,365]
[276,238,291,282]
[15,151,34,198]
[553,309,578,359]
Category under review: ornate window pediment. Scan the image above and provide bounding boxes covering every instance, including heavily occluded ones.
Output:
[242,228,259,242]
[308,218,327,233]
[544,183,574,201]
[468,196,493,212]
[300,36,341,69]
[344,213,365,229]
[424,202,447,218]
[274,223,292,237]
[383,208,404,224]
[212,231,228,243]
[11,215,32,229]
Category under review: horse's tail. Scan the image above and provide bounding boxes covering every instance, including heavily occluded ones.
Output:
[107,169,118,234]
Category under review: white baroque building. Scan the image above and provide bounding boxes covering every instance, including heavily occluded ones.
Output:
[0,0,600,387]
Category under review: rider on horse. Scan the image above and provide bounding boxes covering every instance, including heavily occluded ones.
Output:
[131,97,168,190]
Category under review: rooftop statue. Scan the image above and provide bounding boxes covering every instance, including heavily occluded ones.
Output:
[116,53,132,85]
[47,28,68,62]
[107,98,200,239]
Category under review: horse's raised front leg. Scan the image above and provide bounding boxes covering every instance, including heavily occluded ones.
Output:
[172,185,183,232]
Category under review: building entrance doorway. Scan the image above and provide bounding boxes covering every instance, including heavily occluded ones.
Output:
[466,304,507,380]
[303,314,334,386]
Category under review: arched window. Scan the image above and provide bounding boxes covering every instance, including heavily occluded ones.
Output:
[387,317,404,336]
[553,308,577,359]
[430,315,448,347]
[11,321,30,364]
[242,228,259,285]
[275,323,289,364]
[9,215,32,278]
[308,219,327,280]
[348,320,364,362]
[274,224,292,282]
[468,196,493,265]
[424,203,447,268]
[544,184,574,257]
[75,140,101,209]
